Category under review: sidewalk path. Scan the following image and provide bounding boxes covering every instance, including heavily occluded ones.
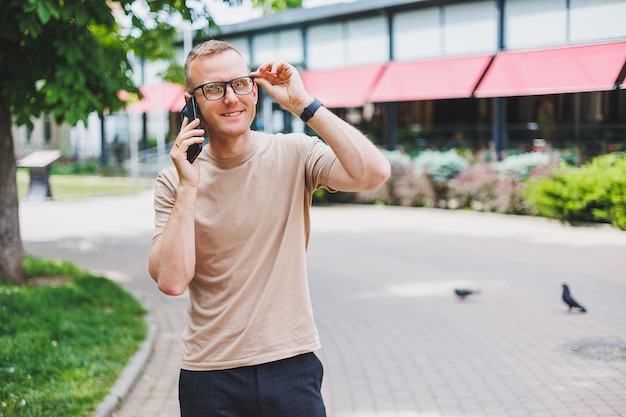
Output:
[19,193,626,417]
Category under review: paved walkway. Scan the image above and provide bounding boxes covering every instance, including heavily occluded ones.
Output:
[19,191,626,417]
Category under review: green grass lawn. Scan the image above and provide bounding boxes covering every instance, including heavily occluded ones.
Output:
[0,256,147,417]
[17,170,153,200]
[4,173,151,416]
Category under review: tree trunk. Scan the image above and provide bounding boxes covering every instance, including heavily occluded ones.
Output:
[0,100,26,285]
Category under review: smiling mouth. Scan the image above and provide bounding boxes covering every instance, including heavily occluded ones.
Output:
[223,111,243,117]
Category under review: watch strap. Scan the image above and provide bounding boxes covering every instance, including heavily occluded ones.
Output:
[300,98,324,123]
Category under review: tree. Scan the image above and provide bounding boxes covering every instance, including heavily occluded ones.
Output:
[0,0,300,285]
[250,0,303,13]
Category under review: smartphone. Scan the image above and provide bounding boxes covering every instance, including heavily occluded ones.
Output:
[180,96,203,163]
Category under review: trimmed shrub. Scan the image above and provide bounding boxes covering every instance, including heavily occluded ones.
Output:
[413,150,468,182]
[446,164,543,215]
[353,149,436,206]
[413,150,468,206]
[336,148,624,230]
[524,153,626,229]
[381,149,416,206]
[447,164,500,210]
[494,152,550,180]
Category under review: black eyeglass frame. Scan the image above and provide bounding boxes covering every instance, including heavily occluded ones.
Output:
[189,76,255,101]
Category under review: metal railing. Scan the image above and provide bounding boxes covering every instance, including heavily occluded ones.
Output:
[133,144,174,178]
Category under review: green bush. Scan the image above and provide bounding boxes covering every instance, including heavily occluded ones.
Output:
[447,164,504,212]
[524,153,626,229]
[494,152,550,180]
[412,150,468,206]
[350,149,428,207]
[347,148,624,230]
[381,149,417,206]
[447,162,549,215]
[413,150,468,182]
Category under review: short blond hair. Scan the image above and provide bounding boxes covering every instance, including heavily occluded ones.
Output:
[184,40,242,90]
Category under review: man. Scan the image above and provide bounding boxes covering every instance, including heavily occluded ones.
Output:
[148,39,390,417]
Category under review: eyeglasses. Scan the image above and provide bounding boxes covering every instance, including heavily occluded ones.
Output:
[190,76,255,101]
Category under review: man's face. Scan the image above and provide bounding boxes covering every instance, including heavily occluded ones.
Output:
[187,50,258,139]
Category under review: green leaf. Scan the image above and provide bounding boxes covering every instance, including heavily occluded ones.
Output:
[36,1,60,25]
[18,14,42,38]
[4,0,301,129]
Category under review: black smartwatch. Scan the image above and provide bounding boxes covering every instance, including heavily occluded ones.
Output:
[300,98,324,123]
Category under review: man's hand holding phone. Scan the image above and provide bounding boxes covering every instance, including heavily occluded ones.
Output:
[171,98,205,186]
[179,96,204,163]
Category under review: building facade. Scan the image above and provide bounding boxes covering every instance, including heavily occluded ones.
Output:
[13,0,626,169]
[211,0,626,163]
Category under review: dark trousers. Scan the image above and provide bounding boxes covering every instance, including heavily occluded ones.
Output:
[179,352,327,417]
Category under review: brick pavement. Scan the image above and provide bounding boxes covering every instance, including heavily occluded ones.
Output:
[19,194,626,417]
[308,207,626,417]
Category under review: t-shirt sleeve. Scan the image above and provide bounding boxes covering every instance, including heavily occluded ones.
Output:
[153,167,179,238]
[304,136,338,192]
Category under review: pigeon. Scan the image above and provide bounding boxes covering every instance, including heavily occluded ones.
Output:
[562,283,587,313]
[454,288,480,300]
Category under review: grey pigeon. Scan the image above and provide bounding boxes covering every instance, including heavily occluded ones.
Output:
[454,288,480,300]
[562,283,587,313]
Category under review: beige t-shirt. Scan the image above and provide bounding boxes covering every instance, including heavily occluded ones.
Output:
[153,131,337,370]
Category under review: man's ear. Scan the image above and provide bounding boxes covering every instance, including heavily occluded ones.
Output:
[252,83,259,105]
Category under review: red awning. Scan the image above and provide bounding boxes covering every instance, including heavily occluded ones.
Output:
[368,54,493,102]
[474,41,626,98]
[301,65,385,108]
[126,82,186,113]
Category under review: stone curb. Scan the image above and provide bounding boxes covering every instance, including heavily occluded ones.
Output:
[92,299,158,417]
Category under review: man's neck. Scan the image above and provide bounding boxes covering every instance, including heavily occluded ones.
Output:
[208,130,254,159]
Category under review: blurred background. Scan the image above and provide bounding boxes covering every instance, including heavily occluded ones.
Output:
[12,0,626,178]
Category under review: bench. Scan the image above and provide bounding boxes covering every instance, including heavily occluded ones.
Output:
[17,150,62,200]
